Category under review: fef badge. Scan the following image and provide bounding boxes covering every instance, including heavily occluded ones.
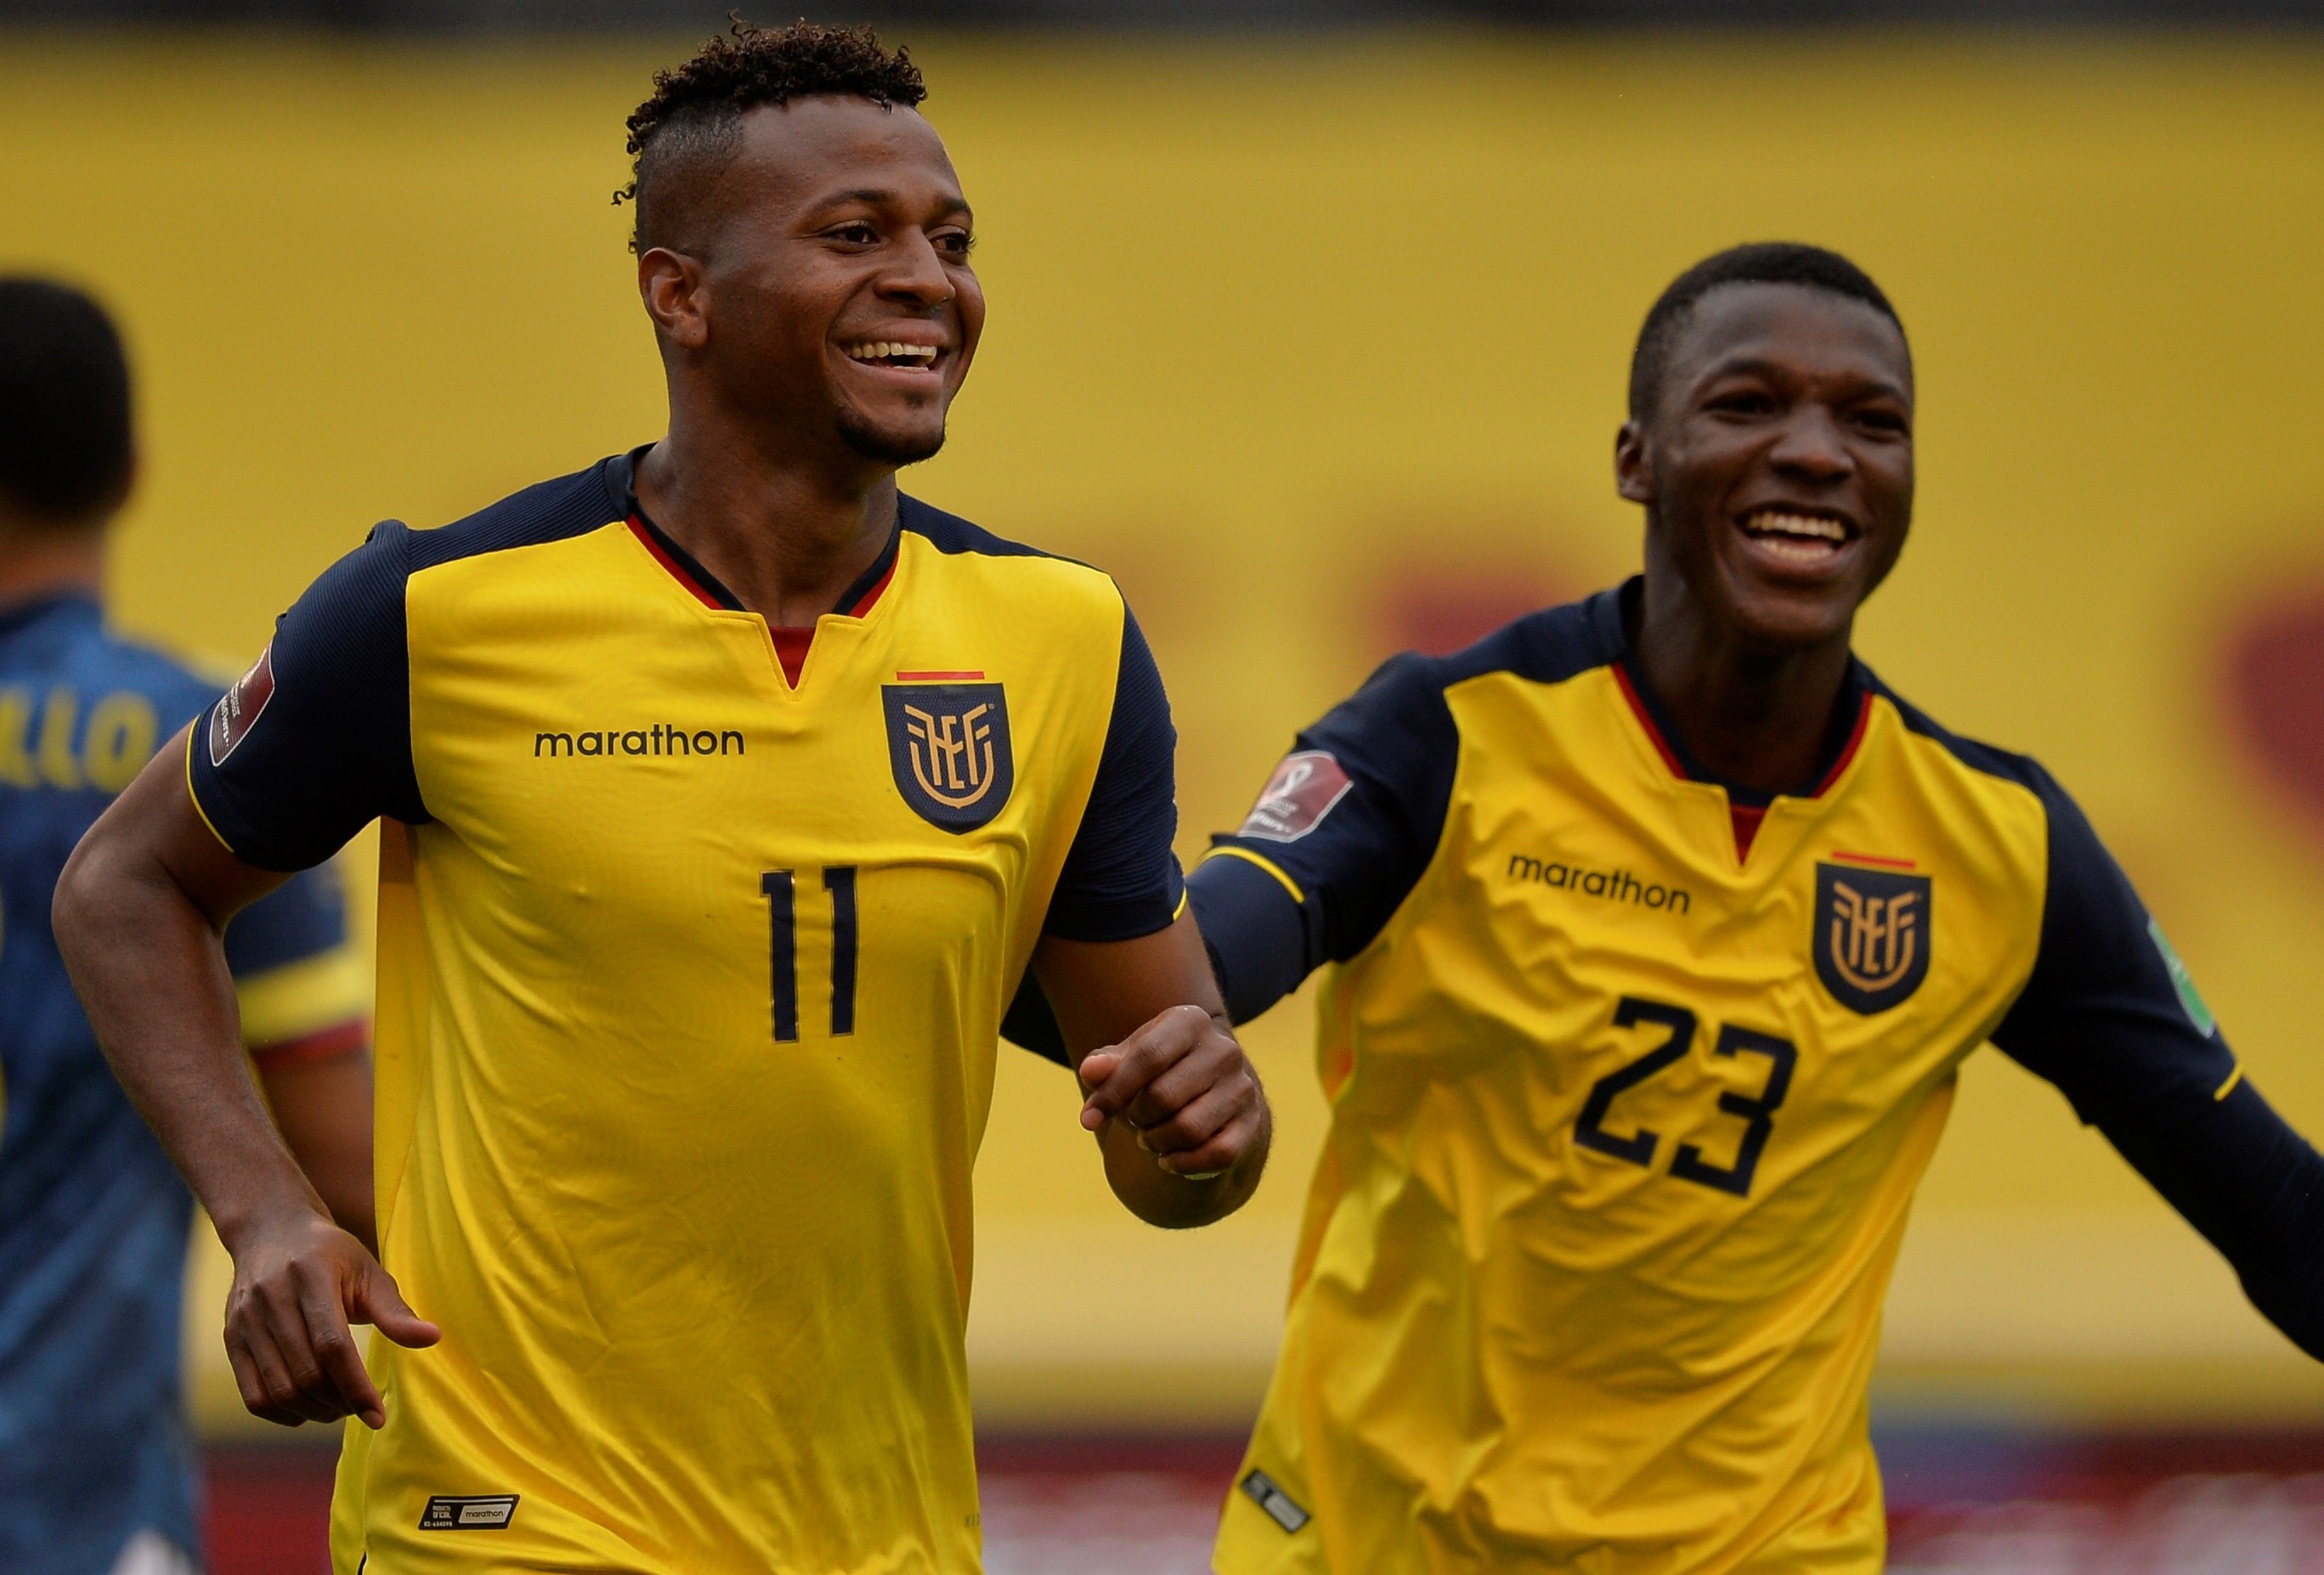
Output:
[1813,861,1931,1014]
[883,683,1014,833]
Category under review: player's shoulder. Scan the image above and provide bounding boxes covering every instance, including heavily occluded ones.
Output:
[1330,586,1623,730]
[278,454,633,634]
[1863,672,2057,799]
[402,453,632,576]
[1282,590,1620,804]
[1428,586,1621,692]
[896,493,1127,619]
[1859,669,2098,857]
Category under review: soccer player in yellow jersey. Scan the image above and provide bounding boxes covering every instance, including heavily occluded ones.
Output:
[52,22,1269,1574]
[1185,244,2324,1572]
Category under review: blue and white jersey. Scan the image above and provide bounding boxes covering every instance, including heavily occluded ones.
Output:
[0,592,367,1575]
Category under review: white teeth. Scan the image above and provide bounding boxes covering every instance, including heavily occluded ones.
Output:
[1746,510,1847,542]
[845,341,939,365]
[1757,535,1831,562]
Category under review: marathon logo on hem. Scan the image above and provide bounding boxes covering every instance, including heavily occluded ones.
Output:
[207,644,275,767]
[417,1494,519,1532]
[1236,751,1352,843]
[1239,1469,1311,1533]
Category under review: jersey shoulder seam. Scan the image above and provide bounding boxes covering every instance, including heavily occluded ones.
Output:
[402,454,631,577]
[897,494,1102,573]
[1432,586,1626,697]
[1868,673,2051,798]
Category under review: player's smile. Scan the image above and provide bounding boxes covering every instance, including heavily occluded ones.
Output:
[835,330,952,386]
[1731,505,1860,579]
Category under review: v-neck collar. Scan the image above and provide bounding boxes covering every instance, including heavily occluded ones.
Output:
[1591,577,1872,810]
[614,446,902,623]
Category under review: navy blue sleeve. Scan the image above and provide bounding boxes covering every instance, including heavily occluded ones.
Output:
[1040,604,1184,943]
[1989,767,2238,1126]
[220,859,350,977]
[1193,652,1459,1024]
[189,523,424,872]
[2105,1078,2324,1360]
[1993,766,2324,1359]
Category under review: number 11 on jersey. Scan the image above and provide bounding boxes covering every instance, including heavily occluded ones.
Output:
[762,867,858,1042]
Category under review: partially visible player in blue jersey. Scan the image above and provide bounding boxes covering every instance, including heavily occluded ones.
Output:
[0,278,372,1575]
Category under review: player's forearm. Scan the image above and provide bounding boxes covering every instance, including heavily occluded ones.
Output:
[54,829,329,1251]
[1040,921,1273,1227]
[259,1051,379,1255]
[2101,1078,2324,1358]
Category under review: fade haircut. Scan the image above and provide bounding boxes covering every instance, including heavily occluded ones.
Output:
[0,277,133,526]
[618,19,928,257]
[1628,243,1906,422]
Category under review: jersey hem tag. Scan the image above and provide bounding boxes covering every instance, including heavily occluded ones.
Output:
[417,1494,519,1531]
[1240,1468,1312,1533]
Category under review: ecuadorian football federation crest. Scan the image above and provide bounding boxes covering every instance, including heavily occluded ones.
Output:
[1813,861,1932,1014]
[882,683,1014,833]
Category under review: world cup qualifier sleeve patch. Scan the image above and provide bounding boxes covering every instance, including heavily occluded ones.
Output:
[208,644,275,767]
[1236,751,1353,843]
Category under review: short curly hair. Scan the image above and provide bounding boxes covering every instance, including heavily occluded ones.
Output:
[1629,243,1906,422]
[617,18,927,256]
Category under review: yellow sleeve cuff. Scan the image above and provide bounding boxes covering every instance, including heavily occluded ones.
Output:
[1200,845,1308,906]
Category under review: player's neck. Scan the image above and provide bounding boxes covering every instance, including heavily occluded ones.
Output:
[0,513,105,615]
[1628,578,1856,799]
[634,420,896,628]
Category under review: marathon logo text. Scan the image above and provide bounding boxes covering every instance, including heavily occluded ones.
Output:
[534,725,744,759]
[1507,854,1692,914]
[418,1493,519,1531]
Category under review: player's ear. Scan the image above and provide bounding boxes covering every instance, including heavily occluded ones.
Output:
[638,246,710,352]
[1614,419,1654,505]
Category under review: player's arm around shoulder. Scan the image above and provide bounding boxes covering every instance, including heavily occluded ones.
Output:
[1036,915,1270,1230]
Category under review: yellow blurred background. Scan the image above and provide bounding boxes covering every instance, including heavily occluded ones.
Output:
[6,29,2322,1436]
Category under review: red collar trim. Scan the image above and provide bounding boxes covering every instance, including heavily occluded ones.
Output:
[1613,661,1873,804]
[630,513,899,622]
[628,516,727,611]
[1810,692,1874,797]
[845,553,897,618]
[1610,662,1687,777]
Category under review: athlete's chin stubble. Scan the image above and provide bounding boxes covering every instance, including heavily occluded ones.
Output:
[837,409,947,467]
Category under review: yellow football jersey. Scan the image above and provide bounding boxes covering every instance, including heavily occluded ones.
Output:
[1197,581,2235,1574]
[189,450,1183,1573]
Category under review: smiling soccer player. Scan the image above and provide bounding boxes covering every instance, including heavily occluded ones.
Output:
[53,23,1267,1574]
[1188,244,2324,1572]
